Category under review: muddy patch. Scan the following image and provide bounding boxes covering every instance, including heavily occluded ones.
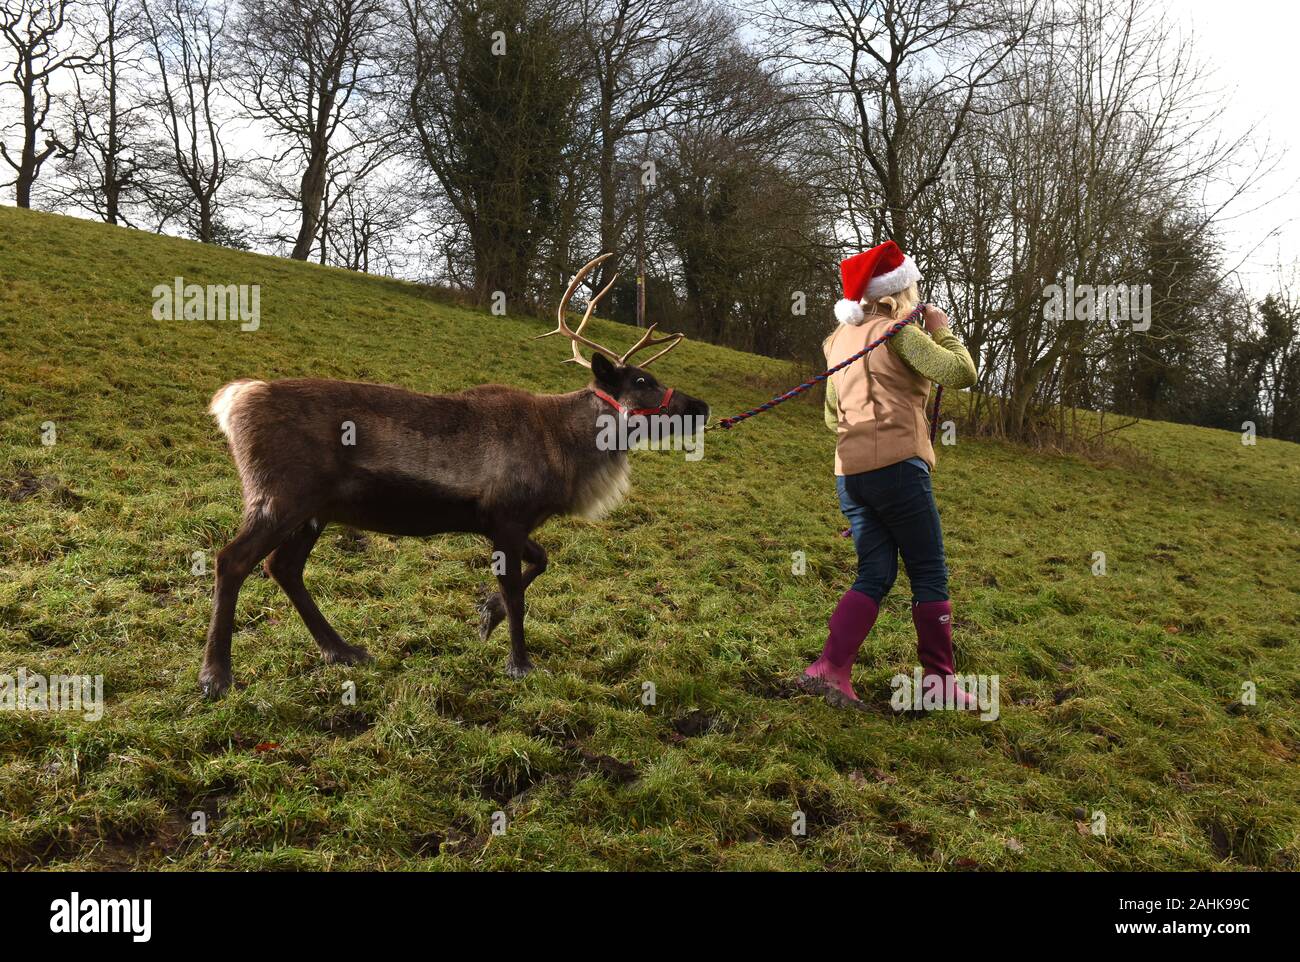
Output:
[671,708,718,739]
[741,671,802,700]
[313,707,374,739]
[4,469,84,507]
[564,740,638,785]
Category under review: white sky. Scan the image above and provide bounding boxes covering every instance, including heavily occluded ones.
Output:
[1171,0,1300,295]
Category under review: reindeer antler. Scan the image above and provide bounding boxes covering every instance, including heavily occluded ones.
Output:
[535,253,622,368]
[619,322,684,367]
[538,253,686,368]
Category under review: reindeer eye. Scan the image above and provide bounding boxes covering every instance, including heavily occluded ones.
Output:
[636,377,647,386]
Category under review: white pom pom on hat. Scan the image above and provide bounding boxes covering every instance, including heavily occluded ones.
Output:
[835,241,921,325]
[834,298,865,325]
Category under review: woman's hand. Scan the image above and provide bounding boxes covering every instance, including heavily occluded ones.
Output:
[922,303,950,334]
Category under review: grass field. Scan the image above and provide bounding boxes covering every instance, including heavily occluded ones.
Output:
[2,204,1298,870]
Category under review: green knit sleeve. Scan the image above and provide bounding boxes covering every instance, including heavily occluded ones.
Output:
[888,324,977,388]
[824,377,839,431]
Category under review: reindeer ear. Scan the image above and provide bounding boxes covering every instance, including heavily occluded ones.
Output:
[591,352,619,387]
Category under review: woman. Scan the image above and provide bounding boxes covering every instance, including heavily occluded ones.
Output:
[800,241,978,710]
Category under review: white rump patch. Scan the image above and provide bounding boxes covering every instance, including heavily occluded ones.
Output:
[208,379,267,437]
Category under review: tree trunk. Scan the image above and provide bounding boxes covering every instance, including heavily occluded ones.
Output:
[596,134,618,288]
[198,199,214,243]
[14,91,38,208]
[292,146,329,260]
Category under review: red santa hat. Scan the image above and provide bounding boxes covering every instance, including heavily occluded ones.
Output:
[834,241,921,325]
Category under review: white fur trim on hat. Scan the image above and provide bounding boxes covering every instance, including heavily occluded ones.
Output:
[834,298,866,325]
[865,255,920,299]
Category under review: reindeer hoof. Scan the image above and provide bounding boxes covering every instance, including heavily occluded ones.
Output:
[477,590,506,641]
[199,668,232,700]
[323,643,372,666]
[505,657,534,679]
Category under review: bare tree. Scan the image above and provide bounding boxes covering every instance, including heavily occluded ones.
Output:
[137,0,238,242]
[48,0,148,222]
[0,0,100,207]
[575,0,730,290]
[763,0,1033,251]
[230,0,391,260]
[912,0,1271,441]
[321,166,422,273]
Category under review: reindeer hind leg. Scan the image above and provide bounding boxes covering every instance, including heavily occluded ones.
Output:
[201,510,305,698]
[265,520,372,666]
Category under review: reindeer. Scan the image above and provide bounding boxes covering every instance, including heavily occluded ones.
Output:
[199,253,710,698]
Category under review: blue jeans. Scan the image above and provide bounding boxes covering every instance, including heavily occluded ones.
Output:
[837,460,949,604]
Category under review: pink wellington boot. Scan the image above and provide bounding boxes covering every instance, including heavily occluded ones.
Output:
[801,590,879,708]
[913,600,980,711]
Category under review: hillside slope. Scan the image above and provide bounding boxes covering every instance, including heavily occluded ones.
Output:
[1,204,1297,870]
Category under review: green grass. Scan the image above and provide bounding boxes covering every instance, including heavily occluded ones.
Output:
[1,204,1298,871]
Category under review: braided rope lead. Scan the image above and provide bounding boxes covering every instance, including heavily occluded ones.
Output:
[929,383,944,443]
[710,303,941,433]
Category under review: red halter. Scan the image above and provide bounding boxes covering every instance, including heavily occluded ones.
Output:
[591,386,675,417]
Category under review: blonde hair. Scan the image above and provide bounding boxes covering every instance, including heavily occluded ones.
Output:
[823,282,924,352]
[865,282,921,321]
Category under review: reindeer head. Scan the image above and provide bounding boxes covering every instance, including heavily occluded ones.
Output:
[538,253,710,436]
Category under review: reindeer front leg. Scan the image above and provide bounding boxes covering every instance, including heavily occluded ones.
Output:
[494,540,531,677]
[478,538,548,648]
